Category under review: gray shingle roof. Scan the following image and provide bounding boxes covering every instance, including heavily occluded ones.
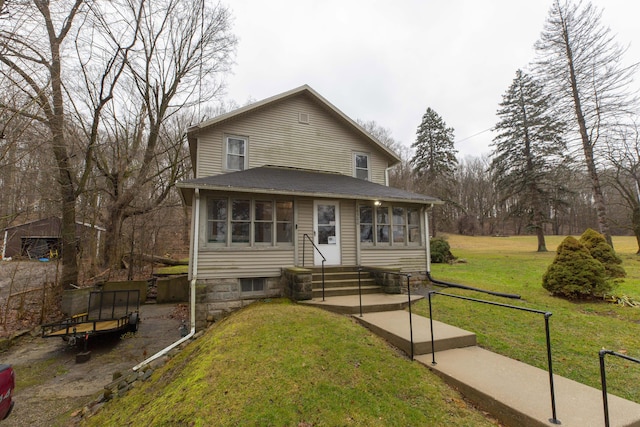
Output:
[177,166,441,205]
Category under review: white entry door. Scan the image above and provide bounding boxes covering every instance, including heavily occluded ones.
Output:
[314,201,341,265]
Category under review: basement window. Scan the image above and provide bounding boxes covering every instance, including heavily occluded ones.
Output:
[241,278,265,293]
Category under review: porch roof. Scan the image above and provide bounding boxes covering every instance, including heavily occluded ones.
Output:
[177,166,442,206]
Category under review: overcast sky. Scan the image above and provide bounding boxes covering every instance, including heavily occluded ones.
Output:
[221,0,639,159]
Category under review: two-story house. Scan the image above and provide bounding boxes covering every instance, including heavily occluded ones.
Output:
[177,85,440,326]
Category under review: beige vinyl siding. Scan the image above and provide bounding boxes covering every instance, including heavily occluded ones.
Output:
[296,199,314,267]
[196,249,294,279]
[360,248,427,272]
[340,200,357,265]
[195,95,391,184]
[195,133,222,178]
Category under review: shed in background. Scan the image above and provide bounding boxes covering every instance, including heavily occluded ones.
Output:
[1,217,105,260]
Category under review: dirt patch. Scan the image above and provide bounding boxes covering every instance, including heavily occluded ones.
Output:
[1,303,187,427]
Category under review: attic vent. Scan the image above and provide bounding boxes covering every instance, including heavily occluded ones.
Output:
[298,112,309,124]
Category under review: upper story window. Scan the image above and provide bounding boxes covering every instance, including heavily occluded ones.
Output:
[354,153,370,180]
[226,135,248,171]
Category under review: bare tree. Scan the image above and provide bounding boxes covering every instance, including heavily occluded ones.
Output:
[604,124,640,252]
[534,0,639,245]
[94,0,236,268]
[0,1,88,287]
[0,0,236,282]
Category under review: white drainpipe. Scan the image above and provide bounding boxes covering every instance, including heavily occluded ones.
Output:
[424,205,432,273]
[384,166,393,186]
[133,188,200,371]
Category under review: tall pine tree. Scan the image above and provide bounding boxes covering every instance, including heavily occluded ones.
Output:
[411,107,457,235]
[490,69,566,251]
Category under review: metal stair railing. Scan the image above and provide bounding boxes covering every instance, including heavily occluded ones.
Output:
[358,267,415,360]
[599,349,640,427]
[302,234,326,301]
[427,290,560,425]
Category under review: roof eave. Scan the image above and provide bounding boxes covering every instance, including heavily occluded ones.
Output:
[176,182,441,206]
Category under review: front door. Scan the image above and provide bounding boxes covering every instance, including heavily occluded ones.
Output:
[314,200,341,265]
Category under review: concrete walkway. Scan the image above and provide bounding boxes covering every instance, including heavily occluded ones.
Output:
[305,294,640,427]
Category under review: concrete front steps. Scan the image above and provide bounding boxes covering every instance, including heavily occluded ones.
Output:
[304,292,640,427]
[310,266,380,299]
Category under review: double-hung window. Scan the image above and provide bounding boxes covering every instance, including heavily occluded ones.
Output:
[254,200,273,244]
[226,136,247,171]
[206,197,293,246]
[354,153,370,180]
[231,200,251,243]
[207,199,227,244]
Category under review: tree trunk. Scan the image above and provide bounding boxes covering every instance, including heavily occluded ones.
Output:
[564,27,613,246]
[103,207,126,269]
[633,207,640,255]
[535,222,547,252]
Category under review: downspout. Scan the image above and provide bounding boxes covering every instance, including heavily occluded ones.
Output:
[384,166,393,186]
[133,188,200,371]
[424,205,431,274]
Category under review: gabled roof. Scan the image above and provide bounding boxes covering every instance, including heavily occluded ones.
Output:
[177,166,441,206]
[186,84,401,168]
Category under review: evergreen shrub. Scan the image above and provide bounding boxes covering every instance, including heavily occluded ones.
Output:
[542,236,612,299]
[430,237,455,263]
[579,228,626,279]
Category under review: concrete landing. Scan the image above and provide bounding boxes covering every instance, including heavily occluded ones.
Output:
[354,310,476,356]
[416,346,640,427]
[303,293,640,426]
[300,293,423,314]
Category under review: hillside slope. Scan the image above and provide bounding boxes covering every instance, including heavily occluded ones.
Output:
[82,299,496,426]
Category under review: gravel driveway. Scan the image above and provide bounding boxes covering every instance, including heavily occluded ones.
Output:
[1,302,187,427]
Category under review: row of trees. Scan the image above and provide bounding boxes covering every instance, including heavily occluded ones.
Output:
[0,0,637,293]
[0,0,237,287]
[385,0,639,252]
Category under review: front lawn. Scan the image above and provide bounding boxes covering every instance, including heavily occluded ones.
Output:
[83,300,498,426]
[413,234,640,403]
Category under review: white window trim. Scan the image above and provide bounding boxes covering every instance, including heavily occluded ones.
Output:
[353,152,370,181]
[224,134,249,171]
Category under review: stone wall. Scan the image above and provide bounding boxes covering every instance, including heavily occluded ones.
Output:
[156,275,188,303]
[195,276,283,329]
[282,267,312,300]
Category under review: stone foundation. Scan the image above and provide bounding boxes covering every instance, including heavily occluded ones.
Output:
[282,267,312,300]
[195,276,283,329]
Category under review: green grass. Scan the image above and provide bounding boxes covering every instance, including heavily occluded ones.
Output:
[412,234,640,403]
[14,357,68,390]
[83,299,498,426]
[155,265,189,275]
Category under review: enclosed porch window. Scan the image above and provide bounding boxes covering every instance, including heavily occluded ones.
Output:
[206,197,293,246]
[359,204,421,246]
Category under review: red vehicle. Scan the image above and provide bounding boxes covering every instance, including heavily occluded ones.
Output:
[0,364,14,421]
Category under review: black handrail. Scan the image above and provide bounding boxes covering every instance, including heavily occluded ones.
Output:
[599,349,640,427]
[425,271,521,299]
[428,291,560,425]
[302,234,326,301]
[358,267,415,360]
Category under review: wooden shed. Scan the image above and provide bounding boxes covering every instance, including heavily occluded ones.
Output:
[1,217,105,260]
